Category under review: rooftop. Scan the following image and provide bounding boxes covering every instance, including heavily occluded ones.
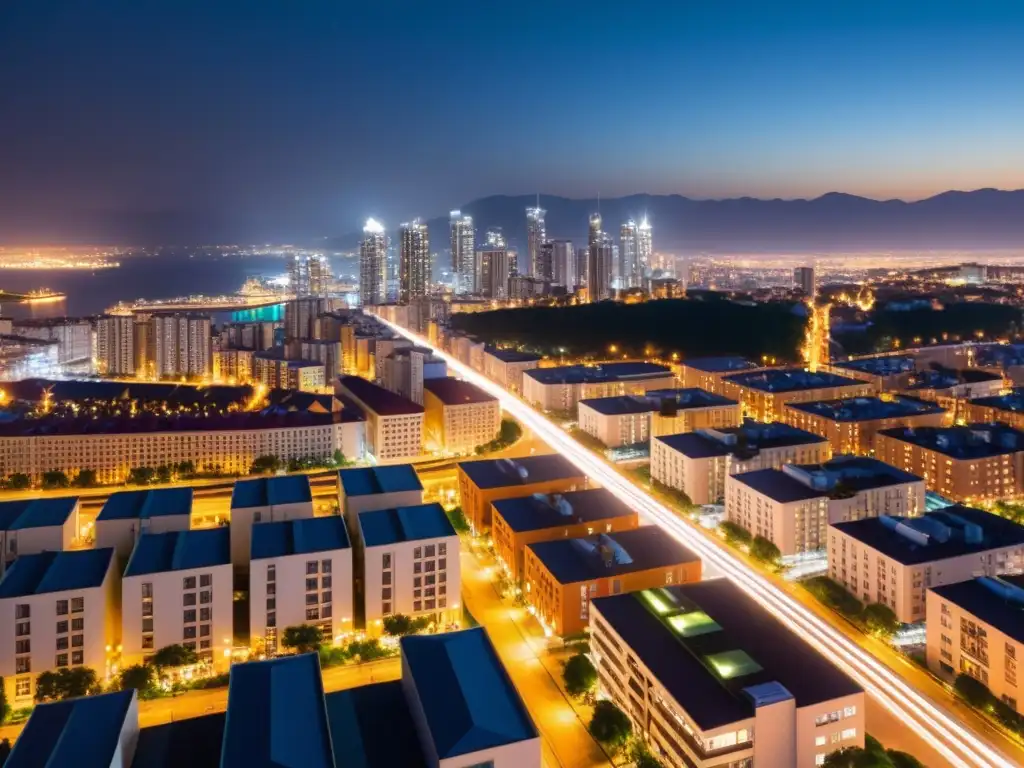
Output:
[930,576,1024,645]
[485,346,542,364]
[831,505,1024,565]
[325,683,428,768]
[359,503,456,547]
[903,368,1002,391]
[785,456,923,495]
[124,528,231,577]
[527,526,700,583]
[401,628,538,759]
[231,475,313,509]
[577,395,654,416]
[0,548,114,598]
[525,361,672,386]
[251,516,351,560]
[877,424,1024,459]
[458,454,585,490]
[0,496,78,531]
[423,376,496,406]
[132,711,226,768]
[971,388,1024,413]
[492,488,635,533]
[339,375,424,416]
[339,464,423,497]
[681,357,758,374]
[6,689,136,768]
[654,420,826,460]
[786,395,946,422]
[220,652,333,768]
[0,378,251,408]
[730,468,826,504]
[834,355,917,376]
[97,487,192,522]
[592,580,862,731]
[723,368,866,393]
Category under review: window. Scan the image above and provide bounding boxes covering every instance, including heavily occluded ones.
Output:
[142,635,154,650]
[413,562,422,574]
[142,618,153,632]
[267,612,276,628]
[382,554,392,569]
[56,637,69,651]
[55,654,68,668]
[184,610,197,623]
[56,620,68,634]
[306,608,320,621]
[321,559,331,574]
[200,624,211,637]
[841,728,857,740]
[200,591,212,604]
[425,545,435,558]
[142,583,153,598]
[200,607,211,622]
[439,543,447,556]
[200,639,212,650]
[414,547,422,559]
[843,706,857,717]
[438,558,446,570]
[322,605,333,618]
[267,583,276,596]
[306,593,318,605]
[815,755,825,766]
[200,574,212,587]
[184,626,198,639]
[183,576,197,590]
[15,622,30,637]
[414,601,422,612]
[306,577,318,591]
[254,511,262,523]
[382,602,392,615]
[322,591,332,604]
[16,658,30,674]
[306,560,319,575]
[183,593,197,606]
[16,640,30,654]
[15,678,30,697]
[321,575,332,589]
[55,601,68,616]
[71,618,84,632]
[71,651,84,665]
[267,565,276,582]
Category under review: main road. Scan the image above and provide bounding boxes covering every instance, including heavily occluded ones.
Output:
[375,315,1015,768]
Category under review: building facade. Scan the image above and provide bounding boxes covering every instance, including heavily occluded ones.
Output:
[399,219,430,303]
[359,219,388,306]
[422,377,501,454]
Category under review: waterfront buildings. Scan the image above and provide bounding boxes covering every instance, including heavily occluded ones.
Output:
[359,218,388,306]
[522,361,675,412]
[152,313,213,380]
[450,210,476,294]
[337,375,424,463]
[422,376,501,454]
[95,314,137,376]
[399,219,430,303]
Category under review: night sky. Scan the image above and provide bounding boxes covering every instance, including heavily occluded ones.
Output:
[2,1,1022,242]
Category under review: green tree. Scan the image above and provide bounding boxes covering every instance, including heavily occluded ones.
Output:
[7,473,31,490]
[250,455,282,474]
[34,668,98,702]
[40,470,70,490]
[148,644,199,669]
[128,466,156,485]
[177,460,196,477]
[155,465,173,484]
[863,603,900,639]
[628,740,665,768]
[348,639,393,662]
[119,664,158,699]
[588,700,632,753]
[72,469,98,488]
[562,653,597,698]
[0,675,9,725]
[887,751,925,768]
[719,521,751,545]
[822,747,892,767]
[382,614,429,637]
[750,535,782,565]
[332,448,348,467]
[445,506,470,534]
[954,673,993,709]
[282,624,324,653]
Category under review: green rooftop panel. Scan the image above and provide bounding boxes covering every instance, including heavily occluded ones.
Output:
[706,650,762,680]
[667,611,721,637]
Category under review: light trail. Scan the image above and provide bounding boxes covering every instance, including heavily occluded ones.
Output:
[376,315,1010,768]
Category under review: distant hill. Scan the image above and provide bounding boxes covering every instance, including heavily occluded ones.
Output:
[328,189,1024,254]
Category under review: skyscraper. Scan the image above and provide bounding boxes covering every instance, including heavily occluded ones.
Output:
[575,247,589,290]
[588,237,614,301]
[476,246,512,299]
[308,255,330,296]
[95,315,136,376]
[289,254,330,297]
[152,313,212,380]
[795,266,816,297]
[535,241,554,282]
[287,254,307,296]
[550,240,574,288]
[620,220,638,289]
[399,219,430,303]
[637,217,653,282]
[526,205,546,278]
[485,227,506,248]
[588,213,602,248]
[450,210,475,294]
[360,218,387,306]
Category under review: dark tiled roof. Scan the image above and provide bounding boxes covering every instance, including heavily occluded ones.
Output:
[339,375,424,416]
[124,528,231,577]
[730,468,825,503]
[723,368,865,393]
[458,454,585,490]
[231,475,313,509]
[97,488,192,522]
[0,549,114,598]
[358,503,455,547]
[577,396,654,416]
[325,683,428,768]
[681,357,757,374]
[485,347,542,364]
[655,420,827,460]
[493,488,634,533]
[251,517,350,560]
[339,465,423,496]
[930,576,1024,645]
[423,377,496,405]
[786,395,946,422]
[0,496,78,530]
[525,362,672,385]
[877,424,1024,459]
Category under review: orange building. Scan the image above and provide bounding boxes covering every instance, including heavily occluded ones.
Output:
[782,395,948,456]
[522,526,701,637]
[678,357,759,391]
[491,488,638,581]
[718,368,872,423]
[456,454,587,534]
[964,390,1024,431]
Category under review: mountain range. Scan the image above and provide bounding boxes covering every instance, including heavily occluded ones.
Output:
[330,189,1024,254]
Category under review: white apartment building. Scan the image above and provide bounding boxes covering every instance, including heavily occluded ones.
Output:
[338,375,424,463]
[229,475,314,572]
[249,516,353,655]
[338,464,424,521]
[591,582,865,768]
[357,503,460,633]
[482,347,541,396]
[95,315,136,376]
[152,313,212,380]
[651,423,830,505]
[13,318,93,367]
[121,528,233,670]
[380,346,447,405]
[94,487,193,561]
[829,506,1024,624]
[422,377,501,454]
[522,362,676,413]
[0,548,119,707]
[0,497,80,577]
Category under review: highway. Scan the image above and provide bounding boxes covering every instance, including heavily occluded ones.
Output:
[376,315,1015,768]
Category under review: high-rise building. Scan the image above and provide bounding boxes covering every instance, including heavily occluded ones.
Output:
[588,238,614,301]
[399,219,430,303]
[287,254,329,297]
[620,220,638,288]
[152,314,213,380]
[574,247,589,289]
[588,212,602,248]
[637,216,652,282]
[450,210,475,294]
[550,240,574,288]
[95,315,136,376]
[485,227,506,248]
[360,218,387,306]
[287,254,307,297]
[795,266,816,297]
[526,205,546,277]
[308,254,330,296]
[535,241,554,282]
[476,246,512,299]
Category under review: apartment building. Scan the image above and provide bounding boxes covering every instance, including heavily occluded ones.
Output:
[457,454,588,534]
[121,528,233,670]
[423,376,501,454]
[678,356,759,391]
[229,475,314,572]
[875,424,1024,503]
[492,488,638,581]
[901,368,1004,410]
[212,348,254,385]
[831,355,917,391]
[249,516,353,655]
[524,526,701,637]
[379,345,447,405]
[95,314,137,376]
[783,395,948,456]
[591,581,865,768]
[926,576,1024,712]
[152,313,213,380]
[357,503,460,632]
[522,362,676,412]
[726,457,925,556]
[253,353,326,392]
[482,346,541,395]
[338,375,424,463]
[12,317,93,368]
[964,389,1024,431]
[338,464,424,520]
[651,421,830,505]
[829,507,1024,624]
[0,548,118,707]
[95,487,193,561]
[718,368,872,423]
[0,496,80,576]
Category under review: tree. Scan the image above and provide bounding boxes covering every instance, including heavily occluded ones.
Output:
[34,667,98,702]
[445,506,470,534]
[382,614,429,637]
[887,751,925,768]
[40,470,70,490]
[628,740,665,768]
[7,473,31,490]
[282,624,324,653]
[562,653,597,698]
[250,455,281,474]
[822,747,891,767]
[588,700,632,753]
[348,639,392,662]
[332,449,346,467]
[954,673,993,709]
[72,469,98,488]
[119,664,158,699]
[128,466,155,485]
[863,603,900,639]
[719,521,751,545]
[750,535,781,565]
[0,675,9,725]
[148,644,199,669]
[155,464,173,484]
[177,460,196,477]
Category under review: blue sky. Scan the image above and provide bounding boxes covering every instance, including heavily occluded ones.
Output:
[1,0,1022,240]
